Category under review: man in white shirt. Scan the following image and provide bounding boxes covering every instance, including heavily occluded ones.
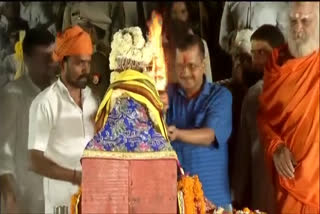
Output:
[219,2,289,53]
[0,28,56,213]
[232,24,285,212]
[28,25,99,213]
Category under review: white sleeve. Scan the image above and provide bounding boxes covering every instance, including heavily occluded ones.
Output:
[202,39,212,83]
[28,99,52,152]
[219,2,235,53]
[0,90,17,175]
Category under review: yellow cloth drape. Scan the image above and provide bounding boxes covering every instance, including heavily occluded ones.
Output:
[71,188,81,214]
[96,69,169,141]
[14,30,26,80]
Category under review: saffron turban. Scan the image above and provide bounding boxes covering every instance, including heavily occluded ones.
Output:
[52,25,93,62]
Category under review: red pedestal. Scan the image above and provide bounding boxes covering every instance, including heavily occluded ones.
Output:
[81,158,177,214]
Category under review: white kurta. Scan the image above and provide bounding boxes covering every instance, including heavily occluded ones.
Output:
[28,79,98,213]
[0,74,44,213]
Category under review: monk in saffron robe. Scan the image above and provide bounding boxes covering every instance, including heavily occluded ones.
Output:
[258,2,319,213]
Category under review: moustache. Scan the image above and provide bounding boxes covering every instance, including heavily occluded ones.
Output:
[291,32,307,42]
[78,75,89,81]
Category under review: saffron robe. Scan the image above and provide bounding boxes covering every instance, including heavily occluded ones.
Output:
[258,46,319,213]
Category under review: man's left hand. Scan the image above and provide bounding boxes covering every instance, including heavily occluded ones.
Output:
[168,125,179,141]
[273,144,296,179]
[159,91,169,113]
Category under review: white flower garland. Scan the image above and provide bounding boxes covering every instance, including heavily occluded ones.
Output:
[109,27,155,70]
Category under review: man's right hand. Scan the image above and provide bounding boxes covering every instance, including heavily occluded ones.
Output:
[29,150,83,186]
[273,144,297,179]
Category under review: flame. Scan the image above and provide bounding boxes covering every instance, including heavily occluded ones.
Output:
[147,11,167,91]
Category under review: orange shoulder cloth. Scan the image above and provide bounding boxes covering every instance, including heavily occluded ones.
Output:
[258,46,319,208]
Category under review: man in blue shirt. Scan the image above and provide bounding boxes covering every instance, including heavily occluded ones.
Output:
[166,34,233,210]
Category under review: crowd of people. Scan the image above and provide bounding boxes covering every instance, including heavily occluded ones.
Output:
[0,1,319,214]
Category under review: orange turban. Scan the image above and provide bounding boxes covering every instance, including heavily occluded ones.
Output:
[52,25,93,62]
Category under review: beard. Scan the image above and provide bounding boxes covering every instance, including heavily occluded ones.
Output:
[75,75,89,89]
[66,69,89,89]
[72,75,88,89]
[288,29,319,58]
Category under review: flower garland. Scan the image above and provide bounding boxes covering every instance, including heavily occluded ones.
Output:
[109,27,154,71]
[178,175,206,214]
[214,206,265,214]
[193,176,206,214]
[234,207,265,214]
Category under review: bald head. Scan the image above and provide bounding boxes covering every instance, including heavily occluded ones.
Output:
[290,2,319,11]
[288,2,319,57]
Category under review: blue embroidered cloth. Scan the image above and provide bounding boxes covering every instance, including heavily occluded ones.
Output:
[85,97,172,152]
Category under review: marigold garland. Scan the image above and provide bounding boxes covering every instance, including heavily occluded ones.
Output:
[193,176,206,214]
[178,175,206,214]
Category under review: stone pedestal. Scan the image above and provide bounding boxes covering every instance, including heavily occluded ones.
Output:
[81,158,177,213]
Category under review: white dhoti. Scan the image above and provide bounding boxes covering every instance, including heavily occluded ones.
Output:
[44,178,79,214]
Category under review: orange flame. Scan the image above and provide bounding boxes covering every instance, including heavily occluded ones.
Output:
[147,11,167,91]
